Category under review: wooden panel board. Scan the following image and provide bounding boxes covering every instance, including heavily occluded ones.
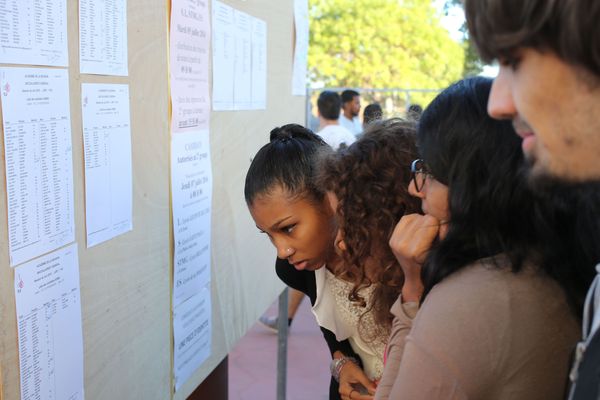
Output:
[0,0,303,399]
[174,0,305,397]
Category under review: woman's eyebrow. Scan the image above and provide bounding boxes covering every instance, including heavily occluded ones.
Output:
[270,216,293,230]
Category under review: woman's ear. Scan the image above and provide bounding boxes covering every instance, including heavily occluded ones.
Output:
[335,237,347,252]
[334,229,347,252]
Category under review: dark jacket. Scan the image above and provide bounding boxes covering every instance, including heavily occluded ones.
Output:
[275,258,362,400]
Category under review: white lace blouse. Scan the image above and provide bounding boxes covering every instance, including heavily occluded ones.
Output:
[312,267,387,380]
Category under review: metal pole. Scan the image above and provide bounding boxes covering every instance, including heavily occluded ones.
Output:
[305,87,312,129]
[276,287,289,400]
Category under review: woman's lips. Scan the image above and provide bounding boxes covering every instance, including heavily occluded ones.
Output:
[291,260,308,270]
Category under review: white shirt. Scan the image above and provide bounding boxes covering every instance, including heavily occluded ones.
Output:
[312,267,386,380]
[567,263,600,399]
[318,124,356,150]
[339,114,363,136]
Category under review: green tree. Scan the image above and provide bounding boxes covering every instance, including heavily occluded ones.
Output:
[462,38,484,77]
[443,0,484,76]
[308,0,465,104]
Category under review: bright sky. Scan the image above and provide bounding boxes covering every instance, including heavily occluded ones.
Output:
[438,2,465,42]
[435,0,499,77]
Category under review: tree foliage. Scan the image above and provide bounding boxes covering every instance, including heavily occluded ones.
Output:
[462,38,484,77]
[443,0,483,76]
[308,0,466,96]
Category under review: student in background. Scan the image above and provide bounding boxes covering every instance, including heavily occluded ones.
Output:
[340,89,363,136]
[362,103,383,128]
[317,91,356,150]
[406,104,422,121]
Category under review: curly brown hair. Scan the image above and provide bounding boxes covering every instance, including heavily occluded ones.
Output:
[317,118,421,336]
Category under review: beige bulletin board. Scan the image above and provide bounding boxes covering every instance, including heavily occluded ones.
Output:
[0,0,304,399]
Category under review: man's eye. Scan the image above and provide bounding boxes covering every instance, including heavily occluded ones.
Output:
[499,55,521,70]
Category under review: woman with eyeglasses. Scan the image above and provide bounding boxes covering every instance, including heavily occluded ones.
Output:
[375,77,596,400]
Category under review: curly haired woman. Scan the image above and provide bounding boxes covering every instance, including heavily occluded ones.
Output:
[316,119,421,399]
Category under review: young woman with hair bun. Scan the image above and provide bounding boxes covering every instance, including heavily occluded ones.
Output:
[245,121,420,400]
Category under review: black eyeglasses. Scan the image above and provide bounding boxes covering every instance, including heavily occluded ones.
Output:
[411,159,433,192]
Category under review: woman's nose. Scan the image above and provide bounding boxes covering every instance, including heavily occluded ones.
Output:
[276,242,294,259]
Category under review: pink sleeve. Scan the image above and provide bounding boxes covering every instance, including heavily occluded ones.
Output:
[375,297,418,400]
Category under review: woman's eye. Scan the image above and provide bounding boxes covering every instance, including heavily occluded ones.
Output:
[258,229,274,240]
[282,224,295,234]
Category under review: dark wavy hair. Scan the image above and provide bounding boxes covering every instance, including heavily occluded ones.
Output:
[317,119,421,334]
[465,0,600,79]
[418,77,596,316]
[244,124,332,206]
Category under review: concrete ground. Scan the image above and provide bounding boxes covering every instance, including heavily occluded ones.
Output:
[229,298,331,400]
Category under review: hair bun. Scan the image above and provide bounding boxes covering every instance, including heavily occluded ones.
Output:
[269,126,293,143]
[269,124,324,145]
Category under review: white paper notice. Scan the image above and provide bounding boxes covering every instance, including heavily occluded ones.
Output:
[212,1,267,111]
[292,0,309,95]
[173,286,211,391]
[1,67,75,267]
[250,17,266,110]
[170,0,211,133]
[0,0,68,67]
[211,0,235,111]
[79,0,128,76]
[81,83,132,247]
[171,130,212,307]
[14,243,84,400]
[233,10,252,110]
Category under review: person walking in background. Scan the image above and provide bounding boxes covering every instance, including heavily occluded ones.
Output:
[258,288,306,332]
[340,89,363,136]
[317,91,356,150]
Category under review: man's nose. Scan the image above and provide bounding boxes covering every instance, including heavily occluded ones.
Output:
[487,68,517,121]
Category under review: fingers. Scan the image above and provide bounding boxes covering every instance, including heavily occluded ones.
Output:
[389,213,440,267]
[389,213,443,302]
[341,388,375,400]
[339,381,355,400]
[338,363,377,399]
[354,374,377,395]
[438,221,449,240]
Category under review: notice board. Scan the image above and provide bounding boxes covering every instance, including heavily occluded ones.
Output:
[0,0,305,399]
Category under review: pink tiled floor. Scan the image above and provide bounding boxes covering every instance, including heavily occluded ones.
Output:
[229,298,330,400]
